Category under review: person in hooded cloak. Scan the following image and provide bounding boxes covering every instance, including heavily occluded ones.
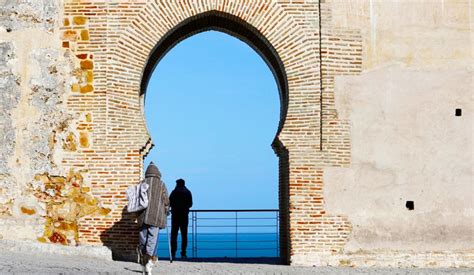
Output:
[137,162,169,273]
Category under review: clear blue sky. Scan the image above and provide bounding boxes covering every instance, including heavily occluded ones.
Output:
[144,31,280,210]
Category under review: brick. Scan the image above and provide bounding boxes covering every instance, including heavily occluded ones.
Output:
[62,30,77,41]
[73,16,87,25]
[76,53,88,60]
[85,70,93,83]
[80,30,89,41]
[80,60,93,70]
[80,84,93,93]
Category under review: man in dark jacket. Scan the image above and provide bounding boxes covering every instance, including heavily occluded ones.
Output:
[137,162,169,274]
[169,178,193,259]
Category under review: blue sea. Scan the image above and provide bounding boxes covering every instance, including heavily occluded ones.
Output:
[155,233,279,258]
[154,211,279,258]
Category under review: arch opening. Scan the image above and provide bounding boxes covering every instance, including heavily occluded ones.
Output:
[140,11,288,141]
[140,11,290,263]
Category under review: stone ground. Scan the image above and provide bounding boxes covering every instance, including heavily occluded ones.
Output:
[0,253,473,275]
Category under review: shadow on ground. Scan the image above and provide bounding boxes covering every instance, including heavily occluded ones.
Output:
[100,207,139,261]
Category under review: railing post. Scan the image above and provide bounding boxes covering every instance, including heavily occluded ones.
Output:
[191,212,194,258]
[276,211,279,257]
[195,211,198,258]
[235,211,238,258]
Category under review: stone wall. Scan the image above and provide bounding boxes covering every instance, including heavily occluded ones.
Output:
[0,0,111,246]
[0,0,472,268]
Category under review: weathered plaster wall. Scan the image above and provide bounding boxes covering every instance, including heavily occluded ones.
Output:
[0,0,62,240]
[327,66,473,249]
[0,41,19,217]
[0,0,110,245]
[328,0,472,71]
[323,0,473,262]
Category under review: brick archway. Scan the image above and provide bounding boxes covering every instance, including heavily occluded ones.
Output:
[105,1,325,263]
[140,10,291,262]
[61,1,352,265]
[139,11,289,139]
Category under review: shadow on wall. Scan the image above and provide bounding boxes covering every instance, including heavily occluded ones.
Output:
[100,207,139,261]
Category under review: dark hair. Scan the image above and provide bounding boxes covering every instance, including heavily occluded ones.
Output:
[176,178,185,187]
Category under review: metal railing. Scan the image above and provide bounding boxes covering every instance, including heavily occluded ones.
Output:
[157,209,279,258]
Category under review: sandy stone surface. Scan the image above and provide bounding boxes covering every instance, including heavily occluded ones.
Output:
[0,252,472,275]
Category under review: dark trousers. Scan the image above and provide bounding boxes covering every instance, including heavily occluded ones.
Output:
[171,213,188,256]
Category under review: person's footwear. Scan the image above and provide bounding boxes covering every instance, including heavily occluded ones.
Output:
[181,254,188,259]
[139,254,153,275]
[145,258,153,275]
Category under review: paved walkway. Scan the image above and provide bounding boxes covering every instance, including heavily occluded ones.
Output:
[0,252,472,274]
